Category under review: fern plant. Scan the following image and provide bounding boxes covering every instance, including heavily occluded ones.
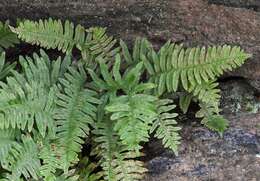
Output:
[0,19,251,181]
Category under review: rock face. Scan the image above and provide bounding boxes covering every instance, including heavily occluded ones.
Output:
[145,124,260,181]
[1,0,260,89]
[144,80,260,181]
[208,0,260,10]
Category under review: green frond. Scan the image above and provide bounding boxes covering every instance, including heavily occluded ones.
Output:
[77,157,103,181]
[4,135,40,180]
[54,64,100,170]
[88,54,154,96]
[179,93,193,114]
[0,51,72,136]
[0,75,56,136]
[189,80,228,134]
[202,114,228,136]
[0,52,16,80]
[112,151,147,181]
[142,42,251,95]
[188,80,221,109]
[106,93,157,151]
[92,119,118,181]
[55,170,79,181]
[38,137,64,181]
[0,129,21,166]
[19,50,72,87]
[0,21,19,52]
[196,103,228,135]
[11,19,119,66]
[92,118,147,181]
[11,18,85,53]
[150,99,181,154]
[120,38,152,65]
[80,27,120,66]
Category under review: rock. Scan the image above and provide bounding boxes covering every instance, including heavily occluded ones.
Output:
[144,121,260,181]
[144,80,260,181]
[1,0,260,90]
[208,0,260,11]
[219,79,260,114]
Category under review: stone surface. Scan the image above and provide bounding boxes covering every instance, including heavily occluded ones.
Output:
[144,80,260,181]
[144,125,260,181]
[1,0,260,90]
[208,0,260,10]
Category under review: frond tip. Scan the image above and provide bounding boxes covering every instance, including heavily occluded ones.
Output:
[150,99,181,154]
[11,18,85,53]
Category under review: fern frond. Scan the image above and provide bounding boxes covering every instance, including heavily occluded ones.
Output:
[11,19,119,65]
[38,137,64,181]
[150,99,181,154]
[187,79,227,134]
[92,118,147,181]
[19,50,72,87]
[179,93,193,114]
[196,102,228,135]
[0,129,21,166]
[0,51,72,136]
[0,76,56,137]
[4,135,40,180]
[0,52,16,80]
[88,54,154,96]
[11,19,85,53]
[54,64,100,170]
[188,80,221,109]
[120,38,152,65]
[142,42,251,94]
[92,119,118,180]
[77,157,103,181]
[0,21,19,52]
[80,27,120,66]
[55,170,79,181]
[106,93,157,151]
[112,151,147,181]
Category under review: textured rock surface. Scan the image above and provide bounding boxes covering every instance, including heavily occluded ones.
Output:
[1,0,260,89]
[144,125,260,181]
[208,0,260,10]
[144,80,260,180]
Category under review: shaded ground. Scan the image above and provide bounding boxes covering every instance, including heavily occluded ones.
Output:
[144,80,260,181]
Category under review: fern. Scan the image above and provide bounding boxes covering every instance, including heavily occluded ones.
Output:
[89,57,158,151]
[0,21,19,52]
[120,38,152,65]
[0,129,20,166]
[11,19,119,65]
[142,42,251,95]
[54,64,100,170]
[38,136,64,181]
[0,19,251,181]
[92,117,147,181]
[150,99,181,154]
[76,157,103,181]
[0,52,16,80]
[3,135,40,180]
[106,93,157,151]
[11,19,85,53]
[0,54,58,136]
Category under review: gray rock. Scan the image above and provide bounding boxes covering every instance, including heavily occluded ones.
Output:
[145,125,260,181]
[208,0,260,11]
